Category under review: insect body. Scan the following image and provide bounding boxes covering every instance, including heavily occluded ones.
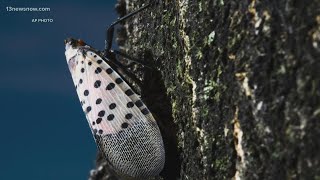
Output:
[64,38,165,177]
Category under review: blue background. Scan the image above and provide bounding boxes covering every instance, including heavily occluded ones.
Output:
[0,0,117,179]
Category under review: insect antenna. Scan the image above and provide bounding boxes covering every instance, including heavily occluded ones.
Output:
[104,2,151,53]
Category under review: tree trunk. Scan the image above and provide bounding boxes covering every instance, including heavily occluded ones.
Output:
[89,0,320,179]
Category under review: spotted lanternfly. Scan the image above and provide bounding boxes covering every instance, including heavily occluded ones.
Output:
[64,2,165,178]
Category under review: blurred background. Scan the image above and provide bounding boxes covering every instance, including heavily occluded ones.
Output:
[0,0,117,179]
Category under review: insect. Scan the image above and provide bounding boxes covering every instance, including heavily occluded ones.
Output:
[64,2,165,178]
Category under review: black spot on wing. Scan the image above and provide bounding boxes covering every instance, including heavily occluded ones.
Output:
[115,78,123,84]
[106,68,113,74]
[121,122,128,129]
[107,114,114,121]
[125,113,133,119]
[98,110,105,117]
[125,89,134,96]
[141,108,150,115]
[96,118,102,124]
[96,98,102,104]
[86,106,92,113]
[106,83,115,90]
[127,102,134,108]
[135,100,143,107]
[95,67,102,74]
[109,103,116,109]
[94,80,101,88]
[84,90,89,96]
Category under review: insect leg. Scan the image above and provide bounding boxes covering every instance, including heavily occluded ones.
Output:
[106,56,144,91]
[110,50,152,69]
[105,3,151,52]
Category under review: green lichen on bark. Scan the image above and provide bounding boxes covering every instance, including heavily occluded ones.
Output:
[89,0,320,179]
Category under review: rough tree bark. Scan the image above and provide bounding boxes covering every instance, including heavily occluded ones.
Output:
[89,0,320,179]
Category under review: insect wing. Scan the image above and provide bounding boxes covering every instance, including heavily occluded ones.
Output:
[66,47,165,177]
